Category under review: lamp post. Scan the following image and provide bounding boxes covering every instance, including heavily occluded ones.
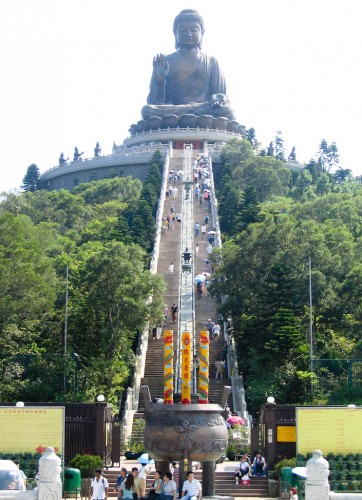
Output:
[309,256,314,399]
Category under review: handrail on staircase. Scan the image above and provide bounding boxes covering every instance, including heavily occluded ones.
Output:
[205,145,249,426]
[120,146,171,449]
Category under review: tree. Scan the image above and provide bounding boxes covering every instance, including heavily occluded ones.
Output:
[236,186,263,231]
[274,130,285,162]
[318,140,339,172]
[245,127,260,150]
[22,164,40,192]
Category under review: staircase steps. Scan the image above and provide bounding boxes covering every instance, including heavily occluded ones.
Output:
[103,468,270,498]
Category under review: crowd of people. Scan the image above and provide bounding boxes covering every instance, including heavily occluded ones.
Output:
[110,463,202,500]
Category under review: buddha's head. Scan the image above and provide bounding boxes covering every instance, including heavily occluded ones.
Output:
[173,9,205,49]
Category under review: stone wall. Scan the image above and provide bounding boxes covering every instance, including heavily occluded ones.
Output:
[43,162,150,192]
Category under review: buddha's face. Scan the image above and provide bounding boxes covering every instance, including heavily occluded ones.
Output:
[176,20,202,49]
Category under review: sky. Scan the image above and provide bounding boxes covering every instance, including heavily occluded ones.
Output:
[1,0,362,192]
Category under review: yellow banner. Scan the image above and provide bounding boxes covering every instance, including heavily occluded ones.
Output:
[198,330,209,403]
[0,407,64,454]
[164,330,174,404]
[181,332,191,404]
[297,407,362,455]
[277,426,296,442]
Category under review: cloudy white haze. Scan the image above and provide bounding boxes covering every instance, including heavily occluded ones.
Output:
[1,0,361,192]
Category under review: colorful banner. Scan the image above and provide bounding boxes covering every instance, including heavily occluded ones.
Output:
[198,330,209,403]
[0,407,64,454]
[181,331,191,404]
[163,330,174,404]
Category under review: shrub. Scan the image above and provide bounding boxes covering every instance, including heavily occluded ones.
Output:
[273,458,297,478]
[69,454,103,478]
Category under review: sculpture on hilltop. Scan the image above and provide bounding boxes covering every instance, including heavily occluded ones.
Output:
[140,9,236,126]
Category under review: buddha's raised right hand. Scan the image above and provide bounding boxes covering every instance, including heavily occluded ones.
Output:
[152,54,169,83]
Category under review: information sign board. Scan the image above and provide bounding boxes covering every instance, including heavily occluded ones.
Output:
[296,407,362,455]
[0,406,64,454]
[277,425,296,442]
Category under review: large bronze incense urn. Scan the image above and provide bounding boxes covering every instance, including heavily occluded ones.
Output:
[144,401,228,461]
[141,386,231,497]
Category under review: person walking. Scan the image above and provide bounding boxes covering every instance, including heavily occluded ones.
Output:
[205,319,214,341]
[171,303,178,322]
[195,244,199,256]
[169,262,174,273]
[201,224,206,239]
[120,473,138,500]
[116,468,128,500]
[163,305,169,323]
[212,321,220,340]
[90,469,109,500]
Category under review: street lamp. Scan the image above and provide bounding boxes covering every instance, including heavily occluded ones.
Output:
[97,394,105,402]
[266,396,275,404]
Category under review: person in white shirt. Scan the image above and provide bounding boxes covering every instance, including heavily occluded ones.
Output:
[180,471,201,500]
[89,468,109,500]
[138,463,151,497]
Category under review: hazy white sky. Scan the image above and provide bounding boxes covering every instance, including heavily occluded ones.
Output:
[1,0,362,192]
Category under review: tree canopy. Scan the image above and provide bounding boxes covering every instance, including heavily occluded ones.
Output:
[0,151,165,403]
[212,139,362,412]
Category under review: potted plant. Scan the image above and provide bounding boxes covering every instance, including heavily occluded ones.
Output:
[339,481,349,491]
[329,481,339,492]
[351,480,360,491]
[124,419,146,460]
[226,424,248,461]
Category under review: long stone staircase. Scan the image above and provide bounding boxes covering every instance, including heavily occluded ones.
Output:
[125,149,269,498]
[138,149,233,409]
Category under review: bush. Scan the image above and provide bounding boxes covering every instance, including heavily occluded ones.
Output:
[69,454,103,478]
[273,458,297,478]
[127,419,145,452]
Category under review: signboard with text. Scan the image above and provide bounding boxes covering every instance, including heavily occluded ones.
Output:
[0,406,64,454]
[296,407,362,455]
[277,425,296,442]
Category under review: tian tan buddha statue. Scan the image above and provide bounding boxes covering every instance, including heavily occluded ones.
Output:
[141,9,236,122]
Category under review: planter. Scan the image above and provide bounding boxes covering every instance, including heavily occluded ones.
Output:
[124,451,141,460]
[268,479,279,498]
[81,478,91,498]
[329,481,339,491]
[226,452,235,461]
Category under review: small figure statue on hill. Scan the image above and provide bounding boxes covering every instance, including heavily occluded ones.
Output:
[59,152,69,165]
[94,142,101,157]
[73,147,84,162]
[288,147,296,161]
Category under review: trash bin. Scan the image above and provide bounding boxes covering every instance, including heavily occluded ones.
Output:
[292,474,305,500]
[64,468,81,497]
[281,467,293,497]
